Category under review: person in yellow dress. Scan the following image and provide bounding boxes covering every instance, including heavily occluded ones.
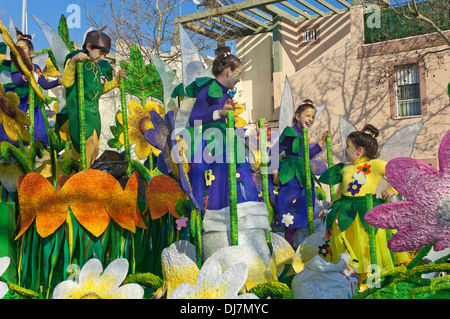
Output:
[319,124,408,290]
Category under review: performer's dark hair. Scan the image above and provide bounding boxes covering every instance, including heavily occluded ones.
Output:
[83,30,112,55]
[347,124,380,159]
[212,46,241,77]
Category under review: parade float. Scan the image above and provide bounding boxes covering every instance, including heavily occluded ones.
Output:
[0,14,448,300]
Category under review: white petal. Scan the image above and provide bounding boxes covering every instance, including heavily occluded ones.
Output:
[0,282,8,299]
[52,280,80,299]
[219,263,248,298]
[79,258,103,285]
[195,259,222,290]
[113,283,144,299]
[170,283,195,299]
[0,257,10,277]
[100,258,129,290]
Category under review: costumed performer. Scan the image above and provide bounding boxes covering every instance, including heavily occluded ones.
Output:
[188,46,260,212]
[273,100,330,245]
[60,29,126,168]
[318,124,408,289]
[2,33,61,145]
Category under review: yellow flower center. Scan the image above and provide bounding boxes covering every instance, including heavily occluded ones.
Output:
[139,116,153,134]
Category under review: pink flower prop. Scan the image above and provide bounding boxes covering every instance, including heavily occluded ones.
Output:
[176,216,189,230]
[365,130,450,252]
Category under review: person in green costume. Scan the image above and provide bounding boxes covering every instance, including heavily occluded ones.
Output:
[60,29,126,168]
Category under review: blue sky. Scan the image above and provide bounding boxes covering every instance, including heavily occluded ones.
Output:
[0,0,200,52]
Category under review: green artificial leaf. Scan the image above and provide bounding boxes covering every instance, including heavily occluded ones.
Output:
[279,161,295,185]
[119,44,164,104]
[175,198,190,217]
[338,207,358,233]
[57,14,75,52]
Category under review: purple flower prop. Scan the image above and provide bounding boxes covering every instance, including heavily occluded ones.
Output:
[347,180,362,196]
[365,130,450,252]
[144,110,199,208]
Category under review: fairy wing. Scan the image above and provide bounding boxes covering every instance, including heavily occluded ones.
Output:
[150,52,180,114]
[339,115,358,163]
[379,120,424,162]
[376,120,424,197]
[174,22,205,131]
[32,53,49,72]
[32,15,70,73]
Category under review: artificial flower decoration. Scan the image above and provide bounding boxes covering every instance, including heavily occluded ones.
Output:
[347,180,362,196]
[352,171,367,185]
[176,216,189,230]
[357,163,371,175]
[155,240,200,299]
[282,213,294,227]
[0,83,31,142]
[16,170,146,238]
[170,258,258,299]
[0,257,10,299]
[144,110,197,208]
[145,174,187,220]
[205,169,215,186]
[233,103,247,128]
[52,258,144,299]
[365,130,450,252]
[117,99,165,159]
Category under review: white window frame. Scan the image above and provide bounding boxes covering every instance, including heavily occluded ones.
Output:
[395,64,422,118]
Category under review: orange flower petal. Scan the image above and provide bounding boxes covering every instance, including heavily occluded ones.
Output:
[61,169,116,237]
[106,171,140,233]
[17,173,67,238]
[146,175,185,220]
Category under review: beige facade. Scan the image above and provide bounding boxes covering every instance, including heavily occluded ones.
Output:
[236,5,450,168]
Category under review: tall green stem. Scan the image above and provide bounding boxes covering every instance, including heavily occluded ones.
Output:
[326,134,335,201]
[226,110,238,246]
[28,85,35,146]
[76,62,87,170]
[302,128,314,235]
[120,80,132,177]
[366,194,378,269]
[258,119,273,253]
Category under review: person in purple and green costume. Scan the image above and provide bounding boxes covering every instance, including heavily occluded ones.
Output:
[1,34,61,145]
[273,100,330,245]
[188,47,260,213]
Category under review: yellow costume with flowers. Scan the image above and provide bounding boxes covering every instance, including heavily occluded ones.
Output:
[319,157,408,276]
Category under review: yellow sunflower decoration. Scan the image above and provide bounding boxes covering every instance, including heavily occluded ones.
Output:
[233,103,247,128]
[117,100,165,160]
[0,82,31,142]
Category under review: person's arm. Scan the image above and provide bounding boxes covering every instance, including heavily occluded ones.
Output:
[189,89,219,126]
[373,159,398,197]
[36,65,60,90]
[11,71,27,87]
[60,60,76,88]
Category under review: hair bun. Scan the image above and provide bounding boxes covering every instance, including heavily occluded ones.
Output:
[362,124,379,138]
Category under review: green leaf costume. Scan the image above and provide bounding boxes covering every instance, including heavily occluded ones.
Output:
[64,49,114,152]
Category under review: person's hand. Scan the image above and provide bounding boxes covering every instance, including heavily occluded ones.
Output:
[319,130,331,146]
[116,69,127,84]
[70,52,88,66]
[381,188,395,201]
[219,99,235,117]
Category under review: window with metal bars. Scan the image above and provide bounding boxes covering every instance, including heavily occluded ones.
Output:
[302,29,316,42]
[395,64,422,117]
